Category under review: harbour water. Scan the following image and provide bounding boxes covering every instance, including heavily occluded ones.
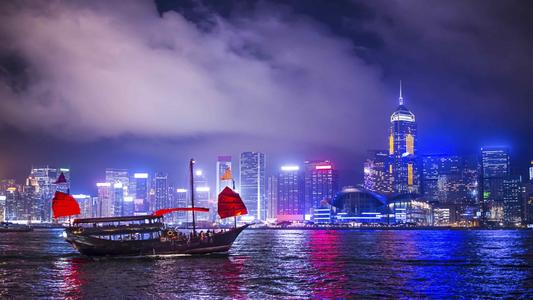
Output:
[0,228,532,298]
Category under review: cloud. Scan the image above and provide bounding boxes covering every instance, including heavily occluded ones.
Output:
[0,0,388,149]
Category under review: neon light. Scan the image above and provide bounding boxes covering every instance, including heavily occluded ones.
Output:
[60,168,70,172]
[96,182,111,187]
[134,173,148,179]
[72,194,90,199]
[196,187,210,192]
[315,165,332,170]
[6,187,16,192]
[176,188,187,193]
[281,165,299,171]
[195,170,203,176]
[113,183,123,188]
[124,196,134,202]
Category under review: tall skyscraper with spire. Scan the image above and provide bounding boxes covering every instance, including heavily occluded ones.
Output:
[389,82,419,194]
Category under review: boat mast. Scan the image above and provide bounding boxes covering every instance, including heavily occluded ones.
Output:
[232,179,237,229]
[190,158,196,234]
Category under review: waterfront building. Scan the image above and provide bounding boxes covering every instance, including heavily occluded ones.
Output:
[481,147,510,224]
[277,165,305,221]
[174,188,188,224]
[239,152,266,222]
[388,194,433,226]
[266,176,278,220]
[154,172,169,211]
[311,207,333,224]
[421,154,479,223]
[502,176,524,225]
[529,161,533,182]
[0,195,5,221]
[123,196,134,216]
[432,204,458,226]
[194,169,211,222]
[96,182,112,217]
[133,173,149,214]
[112,182,125,216]
[364,150,394,193]
[389,84,419,194]
[216,156,233,193]
[29,167,70,222]
[73,194,93,218]
[525,182,533,225]
[304,160,338,216]
[5,184,22,221]
[330,186,388,224]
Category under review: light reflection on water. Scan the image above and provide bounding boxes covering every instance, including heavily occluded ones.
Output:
[0,229,532,298]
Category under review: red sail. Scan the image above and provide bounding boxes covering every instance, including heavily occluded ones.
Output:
[52,191,80,218]
[152,207,209,217]
[218,187,248,219]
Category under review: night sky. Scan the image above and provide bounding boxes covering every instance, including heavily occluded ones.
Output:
[0,0,532,193]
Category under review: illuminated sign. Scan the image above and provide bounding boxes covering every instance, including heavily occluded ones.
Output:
[134,173,149,179]
[315,165,332,170]
[281,165,299,171]
[96,182,111,187]
[176,188,187,193]
[60,168,70,172]
[113,183,123,188]
[72,194,90,199]
[196,187,210,192]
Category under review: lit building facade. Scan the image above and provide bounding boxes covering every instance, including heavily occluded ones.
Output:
[481,147,510,224]
[388,194,432,226]
[96,182,112,217]
[133,173,149,214]
[502,176,524,225]
[216,156,233,193]
[389,86,419,194]
[304,160,338,216]
[29,167,70,222]
[73,194,93,218]
[330,186,388,224]
[174,188,188,224]
[277,165,304,221]
[239,152,266,221]
[266,176,278,220]
[364,150,394,193]
[194,169,211,222]
[154,172,169,211]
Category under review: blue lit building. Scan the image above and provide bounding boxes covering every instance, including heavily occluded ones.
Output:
[480,147,510,224]
[364,150,394,194]
[330,186,389,224]
[388,194,433,226]
[304,160,338,215]
[277,165,305,221]
[389,84,419,194]
[239,152,266,221]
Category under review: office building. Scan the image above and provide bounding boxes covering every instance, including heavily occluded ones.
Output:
[304,160,338,215]
[29,167,70,222]
[216,156,233,193]
[194,169,211,222]
[364,150,394,193]
[239,152,266,221]
[502,176,524,225]
[266,176,278,220]
[154,172,169,211]
[389,84,419,194]
[481,147,510,224]
[73,194,93,218]
[96,182,112,217]
[277,165,304,221]
[133,173,149,214]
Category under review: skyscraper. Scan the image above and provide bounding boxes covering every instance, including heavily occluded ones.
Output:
[481,147,511,224]
[194,169,211,222]
[29,167,70,222]
[216,156,233,193]
[73,194,93,218]
[239,152,266,221]
[277,165,304,221]
[364,150,394,193]
[96,182,112,217]
[304,160,338,215]
[174,188,188,224]
[133,173,149,214]
[529,161,533,182]
[154,172,169,211]
[389,83,419,194]
[112,182,125,216]
[266,176,278,220]
[502,176,524,225]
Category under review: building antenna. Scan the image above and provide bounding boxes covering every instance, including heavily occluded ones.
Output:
[399,80,404,106]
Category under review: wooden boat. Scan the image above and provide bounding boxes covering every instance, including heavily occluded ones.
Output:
[56,158,248,257]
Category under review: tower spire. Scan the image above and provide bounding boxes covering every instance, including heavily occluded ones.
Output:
[399,80,404,105]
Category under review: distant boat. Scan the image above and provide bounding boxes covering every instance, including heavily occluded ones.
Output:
[59,158,249,257]
[0,222,33,233]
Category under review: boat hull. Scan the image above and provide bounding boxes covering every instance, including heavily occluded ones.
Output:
[65,225,248,257]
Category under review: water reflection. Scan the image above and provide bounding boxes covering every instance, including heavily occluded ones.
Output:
[0,229,531,298]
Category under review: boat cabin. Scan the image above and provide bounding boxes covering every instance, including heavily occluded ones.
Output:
[72,215,165,241]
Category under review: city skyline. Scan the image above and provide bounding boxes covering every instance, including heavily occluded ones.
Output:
[1,1,533,192]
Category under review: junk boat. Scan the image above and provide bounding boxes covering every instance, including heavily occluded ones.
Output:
[54,159,249,257]
[0,222,33,233]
